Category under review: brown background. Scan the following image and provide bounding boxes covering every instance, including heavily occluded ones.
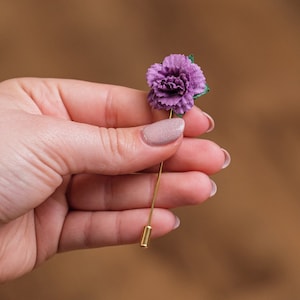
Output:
[1,0,300,299]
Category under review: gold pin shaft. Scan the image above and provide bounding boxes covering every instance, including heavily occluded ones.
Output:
[140,110,173,248]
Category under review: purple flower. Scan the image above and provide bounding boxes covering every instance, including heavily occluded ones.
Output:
[146,54,207,115]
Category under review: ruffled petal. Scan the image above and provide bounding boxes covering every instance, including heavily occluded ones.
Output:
[146,63,164,86]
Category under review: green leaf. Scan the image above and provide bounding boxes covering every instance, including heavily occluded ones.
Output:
[176,113,184,118]
[193,84,210,100]
[188,54,195,63]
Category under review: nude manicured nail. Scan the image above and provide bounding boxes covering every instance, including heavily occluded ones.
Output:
[203,112,215,133]
[173,216,181,230]
[221,148,231,169]
[142,118,185,146]
[210,179,217,197]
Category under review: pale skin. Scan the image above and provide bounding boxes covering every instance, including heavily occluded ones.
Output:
[0,78,229,282]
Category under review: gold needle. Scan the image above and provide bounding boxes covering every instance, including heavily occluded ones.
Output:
[140,109,173,248]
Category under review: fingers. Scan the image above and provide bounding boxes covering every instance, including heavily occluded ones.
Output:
[53,79,213,135]
[53,79,155,127]
[58,208,178,251]
[11,78,213,137]
[54,79,216,137]
[164,139,228,174]
[44,110,223,176]
[182,108,215,137]
[145,139,229,175]
[68,172,215,211]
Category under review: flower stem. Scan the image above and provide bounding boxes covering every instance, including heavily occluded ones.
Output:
[140,109,173,248]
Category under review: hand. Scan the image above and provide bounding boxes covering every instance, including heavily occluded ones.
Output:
[0,78,229,282]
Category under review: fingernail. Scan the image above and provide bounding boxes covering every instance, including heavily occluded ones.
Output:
[203,112,215,133]
[210,179,217,197]
[173,216,181,230]
[221,148,231,169]
[142,118,185,146]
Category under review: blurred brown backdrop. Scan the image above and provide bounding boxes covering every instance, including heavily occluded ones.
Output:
[1,0,300,299]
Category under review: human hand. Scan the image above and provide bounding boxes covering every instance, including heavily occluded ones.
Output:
[0,78,230,282]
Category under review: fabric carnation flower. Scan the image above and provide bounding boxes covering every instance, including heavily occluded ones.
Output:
[146,54,207,115]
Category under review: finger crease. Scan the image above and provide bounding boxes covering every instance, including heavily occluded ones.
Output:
[114,213,122,245]
[102,177,114,211]
[83,212,93,248]
[104,88,117,128]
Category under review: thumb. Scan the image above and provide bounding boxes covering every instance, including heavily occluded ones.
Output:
[51,118,185,175]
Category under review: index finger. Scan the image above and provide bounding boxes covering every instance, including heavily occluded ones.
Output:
[57,79,158,127]
[17,78,212,136]
[56,79,213,136]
